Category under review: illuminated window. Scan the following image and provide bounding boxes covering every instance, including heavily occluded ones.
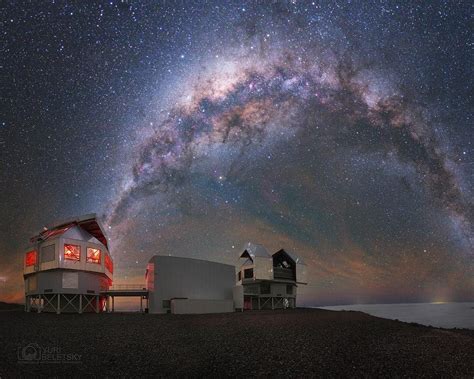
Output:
[86,247,101,264]
[105,254,113,273]
[64,244,80,261]
[25,250,37,266]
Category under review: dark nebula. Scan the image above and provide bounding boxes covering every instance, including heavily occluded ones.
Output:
[0,1,472,304]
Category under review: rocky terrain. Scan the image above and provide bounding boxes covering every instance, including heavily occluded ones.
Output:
[0,308,473,377]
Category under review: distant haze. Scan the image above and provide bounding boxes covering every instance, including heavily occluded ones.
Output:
[321,302,474,329]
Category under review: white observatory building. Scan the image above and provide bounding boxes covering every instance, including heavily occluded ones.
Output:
[23,214,113,313]
[234,242,307,310]
[146,256,235,314]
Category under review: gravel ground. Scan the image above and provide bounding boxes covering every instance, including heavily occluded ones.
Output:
[0,308,473,377]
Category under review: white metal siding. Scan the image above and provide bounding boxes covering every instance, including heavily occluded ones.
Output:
[233,285,244,309]
[253,256,273,280]
[148,256,235,314]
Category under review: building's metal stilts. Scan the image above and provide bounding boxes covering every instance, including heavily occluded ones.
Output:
[24,293,111,314]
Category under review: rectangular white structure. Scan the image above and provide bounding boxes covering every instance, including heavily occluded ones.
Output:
[146,256,235,314]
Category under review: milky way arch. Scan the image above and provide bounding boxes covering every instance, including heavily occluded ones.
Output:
[107,46,472,250]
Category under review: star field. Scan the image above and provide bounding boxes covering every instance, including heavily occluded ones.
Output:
[0,0,472,304]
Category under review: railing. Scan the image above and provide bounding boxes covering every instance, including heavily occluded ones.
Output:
[273,267,295,280]
[109,284,147,290]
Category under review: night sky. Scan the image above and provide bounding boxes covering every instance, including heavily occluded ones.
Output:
[1,1,472,305]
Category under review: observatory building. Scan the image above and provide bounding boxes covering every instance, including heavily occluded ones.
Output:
[146,256,235,314]
[23,214,113,313]
[234,242,307,310]
[23,217,307,315]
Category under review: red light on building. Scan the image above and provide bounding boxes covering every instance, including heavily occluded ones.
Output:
[25,250,37,266]
[86,247,101,264]
[105,254,113,273]
[64,244,80,261]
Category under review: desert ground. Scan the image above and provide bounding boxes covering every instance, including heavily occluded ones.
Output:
[0,308,473,377]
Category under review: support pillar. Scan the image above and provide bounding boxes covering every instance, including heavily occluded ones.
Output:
[38,294,42,313]
[258,297,261,310]
[271,297,274,310]
[57,294,61,314]
[112,296,115,312]
[96,295,99,313]
[79,294,83,314]
[140,296,143,313]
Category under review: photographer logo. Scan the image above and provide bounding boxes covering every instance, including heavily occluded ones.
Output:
[17,343,81,364]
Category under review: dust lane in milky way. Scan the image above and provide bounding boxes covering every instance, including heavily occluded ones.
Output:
[0,1,472,304]
[106,40,472,304]
[108,45,472,249]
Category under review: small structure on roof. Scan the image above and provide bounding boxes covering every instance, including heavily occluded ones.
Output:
[23,214,113,313]
[234,242,307,310]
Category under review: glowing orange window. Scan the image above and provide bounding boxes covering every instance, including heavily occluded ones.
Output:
[25,250,37,266]
[105,254,113,273]
[64,244,80,261]
[86,248,101,264]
